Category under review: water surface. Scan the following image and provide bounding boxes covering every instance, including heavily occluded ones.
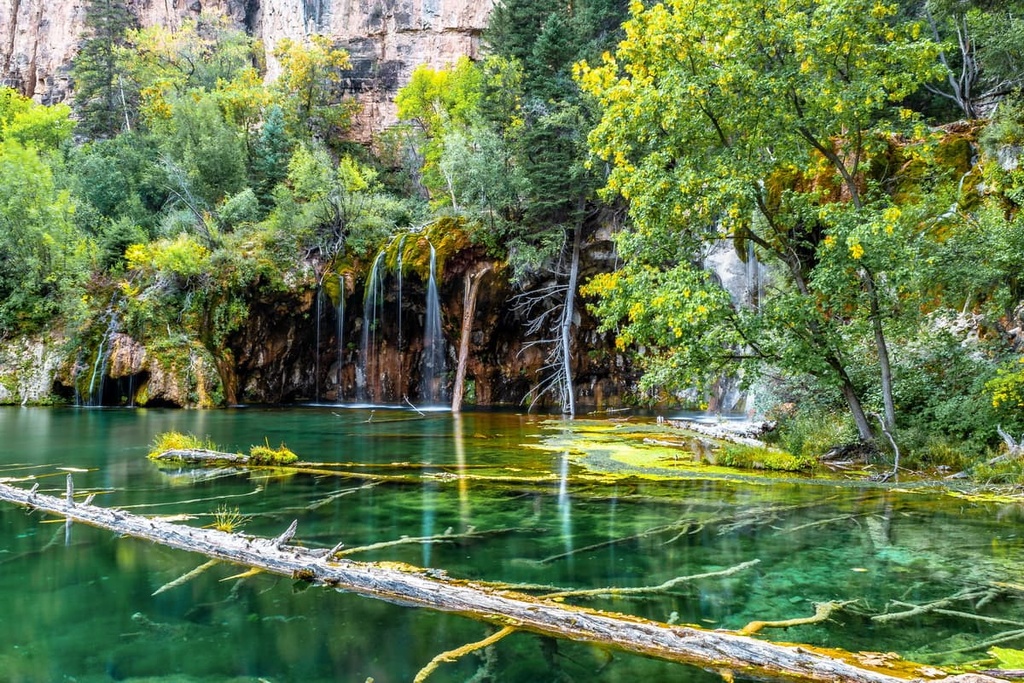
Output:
[1,407,1022,682]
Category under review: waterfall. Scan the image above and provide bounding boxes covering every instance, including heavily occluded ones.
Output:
[315,285,323,401]
[702,240,767,414]
[745,240,764,311]
[396,234,405,394]
[358,250,387,402]
[421,242,446,404]
[352,230,448,405]
[336,275,346,398]
[85,309,120,406]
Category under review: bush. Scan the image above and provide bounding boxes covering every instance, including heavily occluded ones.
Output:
[716,444,816,472]
[768,409,859,460]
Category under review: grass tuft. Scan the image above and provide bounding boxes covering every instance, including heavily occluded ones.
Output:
[148,431,218,459]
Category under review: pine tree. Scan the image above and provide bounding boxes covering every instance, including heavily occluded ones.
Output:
[71,0,137,139]
[251,104,292,208]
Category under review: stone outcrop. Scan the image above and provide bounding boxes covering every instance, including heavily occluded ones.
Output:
[0,0,492,136]
[0,334,67,405]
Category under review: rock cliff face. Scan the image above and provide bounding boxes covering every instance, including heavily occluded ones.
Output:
[0,0,491,134]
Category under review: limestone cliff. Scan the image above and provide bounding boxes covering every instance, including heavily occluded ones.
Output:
[0,0,491,134]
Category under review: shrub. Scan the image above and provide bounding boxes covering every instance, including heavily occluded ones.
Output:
[716,444,816,472]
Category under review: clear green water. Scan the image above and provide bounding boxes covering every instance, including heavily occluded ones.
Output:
[1,407,1024,682]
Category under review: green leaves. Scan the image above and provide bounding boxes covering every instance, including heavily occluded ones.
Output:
[577,0,952,433]
[0,140,91,335]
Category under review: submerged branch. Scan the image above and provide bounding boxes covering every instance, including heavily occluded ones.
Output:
[153,559,220,596]
[335,527,543,558]
[413,626,516,683]
[541,559,760,600]
[740,601,853,636]
[873,589,989,623]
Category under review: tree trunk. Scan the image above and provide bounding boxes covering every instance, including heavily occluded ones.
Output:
[863,269,896,432]
[840,379,875,442]
[0,480,998,683]
[560,224,582,417]
[452,263,491,413]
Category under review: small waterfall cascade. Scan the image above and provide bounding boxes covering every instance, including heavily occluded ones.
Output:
[396,234,406,393]
[702,239,768,414]
[315,285,324,401]
[336,274,346,392]
[421,243,446,404]
[743,240,765,312]
[350,230,449,405]
[82,306,121,406]
[358,250,387,402]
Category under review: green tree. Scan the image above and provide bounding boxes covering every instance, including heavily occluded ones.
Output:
[395,57,486,203]
[71,0,137,138]
[578,0,945,440]
[273,35,358,150]
[251,104,293,207]
[0,140,91,335]
[915,0,1024,118]
[269,143,407,260]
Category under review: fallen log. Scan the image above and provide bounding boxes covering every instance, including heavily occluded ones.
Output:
[0,480,1003,683]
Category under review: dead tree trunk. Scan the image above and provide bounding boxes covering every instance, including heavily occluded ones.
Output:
[0,480,1002,683]
[452,262,492,413]
[559,223,581,417]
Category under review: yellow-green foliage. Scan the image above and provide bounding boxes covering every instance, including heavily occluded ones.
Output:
[147,431,218,459]
[716,444,816,472]
[248,440,298,465]
[988,357,1024,410]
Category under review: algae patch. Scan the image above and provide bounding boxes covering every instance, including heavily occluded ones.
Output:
[532,418,811,480]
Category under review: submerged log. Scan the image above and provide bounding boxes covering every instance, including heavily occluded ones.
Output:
[0,480,1004,683]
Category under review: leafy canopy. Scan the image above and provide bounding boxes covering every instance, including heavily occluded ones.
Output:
[577,0,946,429]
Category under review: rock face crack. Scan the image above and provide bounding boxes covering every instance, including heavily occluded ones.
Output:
[3,0,20,77]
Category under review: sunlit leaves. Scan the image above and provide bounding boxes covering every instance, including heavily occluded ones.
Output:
[576,0,949,418]
[273,35,358,148]
[0,140,91,334]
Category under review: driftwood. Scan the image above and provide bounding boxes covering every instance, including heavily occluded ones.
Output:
[0,479,1006,683]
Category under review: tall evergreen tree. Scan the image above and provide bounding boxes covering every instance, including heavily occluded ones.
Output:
[71,0,137,139]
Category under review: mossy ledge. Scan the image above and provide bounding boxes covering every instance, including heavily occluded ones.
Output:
[149,431,298,466]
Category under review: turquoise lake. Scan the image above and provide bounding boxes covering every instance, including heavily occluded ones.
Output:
[1,406,1023,682]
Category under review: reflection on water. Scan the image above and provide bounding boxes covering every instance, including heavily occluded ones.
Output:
[1,407,1024,682]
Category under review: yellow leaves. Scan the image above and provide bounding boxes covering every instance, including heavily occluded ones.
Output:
[882,206,901,235]
[870,2,895,19]
[849,242,864,260]
[580,272,620,298]
[823,235,836,248]
[124,243,151,271]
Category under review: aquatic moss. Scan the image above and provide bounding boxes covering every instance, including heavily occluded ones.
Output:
[249,440,299,465]
[147,431,218,459]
